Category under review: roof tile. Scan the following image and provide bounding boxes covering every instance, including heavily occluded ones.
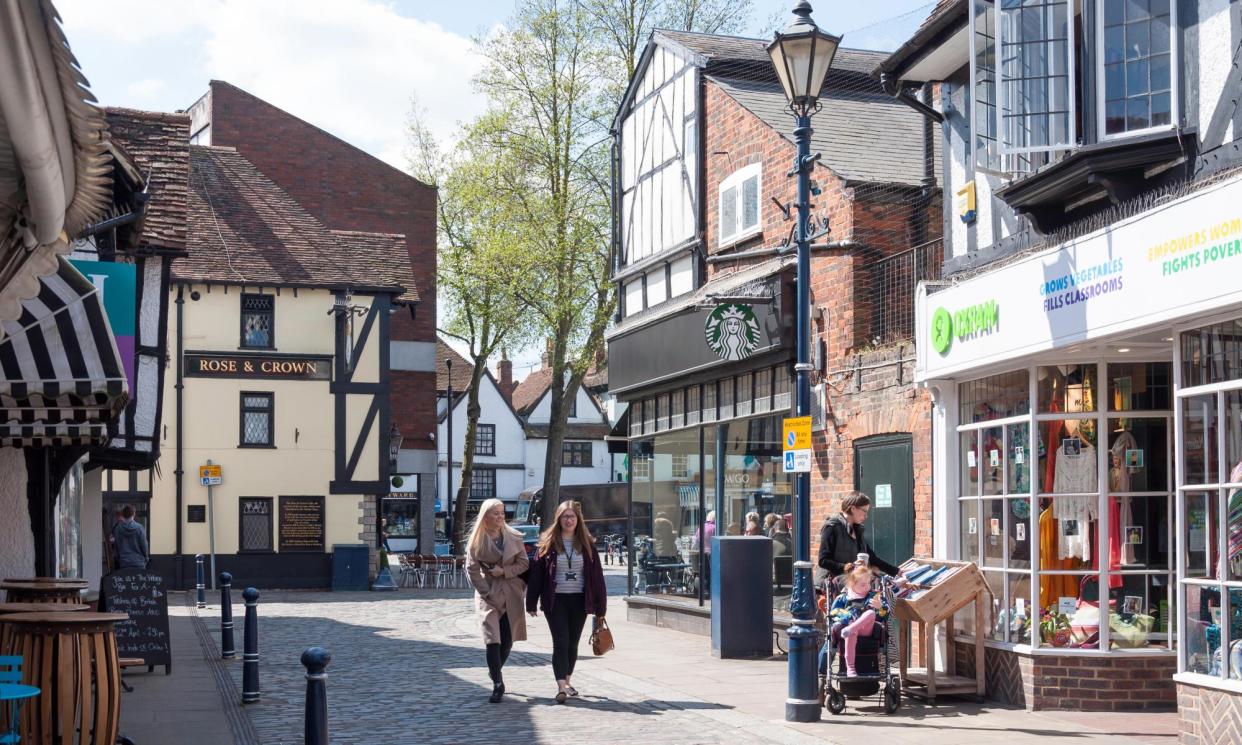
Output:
[511,367,552,415]
[104,108,190,250]
[436,340,473,392]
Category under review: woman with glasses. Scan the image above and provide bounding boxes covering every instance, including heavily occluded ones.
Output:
[816,491,901,581]
[526,501,607,703]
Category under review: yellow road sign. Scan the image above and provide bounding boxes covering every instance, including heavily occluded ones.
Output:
[782,416,811,451]
[199,464,222,486]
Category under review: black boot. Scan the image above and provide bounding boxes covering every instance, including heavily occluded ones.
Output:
[489,682,505,703]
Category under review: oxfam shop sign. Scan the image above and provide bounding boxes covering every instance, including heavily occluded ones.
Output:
[930,300,999,355]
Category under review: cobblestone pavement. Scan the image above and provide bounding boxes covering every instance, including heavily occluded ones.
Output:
[197,568,810,745]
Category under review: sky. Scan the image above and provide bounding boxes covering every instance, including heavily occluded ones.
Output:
[56,0,934,379]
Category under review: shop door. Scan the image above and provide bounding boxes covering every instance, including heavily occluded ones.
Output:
[854,435,914,568]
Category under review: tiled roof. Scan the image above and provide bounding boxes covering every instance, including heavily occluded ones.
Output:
[329,230,418,304]
[181,145,411,296]
[436,339,473,393]
[654,29,883,77]
[877,0,968,77]
[709,73,936,187]
[103,108,190,251]
[511,367,552,415]
[583,365,608,390]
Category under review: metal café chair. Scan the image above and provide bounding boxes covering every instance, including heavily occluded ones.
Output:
[436,555,455,589]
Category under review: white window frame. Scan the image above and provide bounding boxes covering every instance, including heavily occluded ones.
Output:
[1095,0,1179,143]
[718,163,762,248]
[994,0,1078,159]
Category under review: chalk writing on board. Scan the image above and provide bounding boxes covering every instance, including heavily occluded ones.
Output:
[101,567,172,669]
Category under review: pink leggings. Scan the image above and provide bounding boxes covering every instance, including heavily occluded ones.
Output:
[841,609,877,672]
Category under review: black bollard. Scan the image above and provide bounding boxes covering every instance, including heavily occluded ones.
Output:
[196,554,206,608]
[302,647,331,745]
[241,587,260,704]
[219,572,235,659]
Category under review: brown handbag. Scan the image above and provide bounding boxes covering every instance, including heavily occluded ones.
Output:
[590,618,615,656]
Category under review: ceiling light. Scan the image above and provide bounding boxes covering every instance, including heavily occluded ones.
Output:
[1117,348,1131,353]
[1163,337,1174,342]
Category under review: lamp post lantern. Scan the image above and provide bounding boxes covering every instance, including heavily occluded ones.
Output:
[768,0,840,724]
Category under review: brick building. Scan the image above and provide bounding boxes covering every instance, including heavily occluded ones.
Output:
[187,82,439,553]
[607,29,940,632]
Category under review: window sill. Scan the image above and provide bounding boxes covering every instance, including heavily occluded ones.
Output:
[953,633,1175,657]
[1174,672,1242,695]
[716,227,762,253]
[238,346,278,352]
[238,443,277,449]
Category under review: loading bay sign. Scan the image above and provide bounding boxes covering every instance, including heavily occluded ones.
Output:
[782,416,811,473]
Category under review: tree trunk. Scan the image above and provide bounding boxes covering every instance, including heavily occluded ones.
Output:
[452,360,490,555]
[540,367,585,527]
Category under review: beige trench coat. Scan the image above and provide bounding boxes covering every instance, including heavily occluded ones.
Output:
[466,529,529,645]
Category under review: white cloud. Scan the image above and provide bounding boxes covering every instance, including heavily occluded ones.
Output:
[58,0,487,172]
[125,78,166,99]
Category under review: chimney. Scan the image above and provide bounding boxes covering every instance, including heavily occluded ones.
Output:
[541,338,553,370]
[498,350,515,405]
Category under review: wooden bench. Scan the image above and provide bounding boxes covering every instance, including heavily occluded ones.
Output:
[118,657,145,692]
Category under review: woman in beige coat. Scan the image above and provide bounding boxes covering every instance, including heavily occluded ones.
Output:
[465,498,529,703]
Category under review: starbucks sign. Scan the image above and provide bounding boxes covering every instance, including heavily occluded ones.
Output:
[704,303,761,361]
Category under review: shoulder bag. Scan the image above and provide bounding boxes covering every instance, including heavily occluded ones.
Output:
[590,617,615,656]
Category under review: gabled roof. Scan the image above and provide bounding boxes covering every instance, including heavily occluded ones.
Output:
[436,340,473,393]
[511,367,552,415]
[104,108,190,251]
[181,145,414,296]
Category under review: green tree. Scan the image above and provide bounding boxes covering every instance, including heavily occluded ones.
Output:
[408,102,533,554]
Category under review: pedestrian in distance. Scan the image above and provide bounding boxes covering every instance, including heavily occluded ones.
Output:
[112,504,149,569]
[465,498,530,704]
[744,511,762,536]
[527,500,607,704]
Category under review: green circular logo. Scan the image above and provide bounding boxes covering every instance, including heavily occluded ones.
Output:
[704,304,761,361]
[930,307,953,355]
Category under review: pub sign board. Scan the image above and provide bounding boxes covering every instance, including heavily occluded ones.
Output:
[184,352,332,380]
[100,567,172,672]
[279,495,325,552]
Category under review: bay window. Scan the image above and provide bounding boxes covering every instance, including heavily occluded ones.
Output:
[1098,0,1174,137]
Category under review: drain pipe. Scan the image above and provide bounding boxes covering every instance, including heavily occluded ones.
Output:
[880,73,944,124]
[174,283,185,588]
[705,239,861,264]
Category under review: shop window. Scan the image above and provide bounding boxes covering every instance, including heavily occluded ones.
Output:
[475,424,495,456]
[703,383,717,423]
[718,164,761,247]
[774,368,791,412]
[1100,0,1175,137]
[1181,320,1242,389]
[239,497,273,552]
[631,452,652,480]
[470,467,496,499]
[643,397,656,434]
[671,453,690,479]
[657,393,670,432]
[736,373,753,418]
[631,430,703,602]
[719,377,734,420]
[562,441,592,467]
[670,389,685,430]
[957,362,1173,652]
[755,368,772,413]
[240,294,274,349]
[239,392,274,448]
[686,386,701,426]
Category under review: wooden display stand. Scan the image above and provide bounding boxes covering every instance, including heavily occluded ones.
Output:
[890,558,991,703]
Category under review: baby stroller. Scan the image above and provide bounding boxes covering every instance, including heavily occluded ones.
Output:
[817,572,901,715]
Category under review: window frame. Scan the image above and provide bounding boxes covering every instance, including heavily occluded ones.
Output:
[239,293,275,350]
[475,423,496,456]
[238,497,274,553]
[717,163,762,248]
[993,0,1078,160]
[1094,0,1179,143]
[562,441,593,468]
[239,391,274,448]
[470,467,497,500]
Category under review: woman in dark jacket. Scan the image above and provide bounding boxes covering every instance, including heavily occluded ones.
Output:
[527,500,607,703]
[817,491,901,579]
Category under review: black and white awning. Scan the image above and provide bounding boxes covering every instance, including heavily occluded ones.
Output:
[0,257,128,447]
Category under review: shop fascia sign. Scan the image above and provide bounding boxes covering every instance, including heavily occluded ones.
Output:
[704,303,762,361]
[929,299,1000,355]
[915,175,1242,381]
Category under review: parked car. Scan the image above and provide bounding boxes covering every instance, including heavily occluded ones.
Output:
[513,523,540,560]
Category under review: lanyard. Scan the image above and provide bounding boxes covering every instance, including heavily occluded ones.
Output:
[563,541,575,571]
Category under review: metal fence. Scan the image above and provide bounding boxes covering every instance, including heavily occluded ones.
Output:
[868,238,943,346]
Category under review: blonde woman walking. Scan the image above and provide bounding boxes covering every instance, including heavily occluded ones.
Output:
[465,498,529,703]
[526,501,607,703]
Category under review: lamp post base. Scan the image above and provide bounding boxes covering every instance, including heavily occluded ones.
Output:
[785,559,821,723]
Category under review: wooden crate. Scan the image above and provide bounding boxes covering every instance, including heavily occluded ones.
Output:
[890,557,992,704]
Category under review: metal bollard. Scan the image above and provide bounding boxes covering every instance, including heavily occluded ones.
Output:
[301,647,331,745]
[219,572,235,659]
[196,554,206,608]
[241,587,260,704]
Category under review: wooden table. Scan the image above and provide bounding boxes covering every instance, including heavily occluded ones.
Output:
[0,604,89,658]
[0,581,87,605]
[0,612,127,745]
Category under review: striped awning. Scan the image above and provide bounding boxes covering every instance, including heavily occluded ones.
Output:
[0,257,128,447]
[678,483,699,509]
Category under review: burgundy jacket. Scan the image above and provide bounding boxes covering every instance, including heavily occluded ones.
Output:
[525,541,607,617]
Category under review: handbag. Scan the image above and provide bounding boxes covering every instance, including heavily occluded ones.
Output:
[590,617,615,656]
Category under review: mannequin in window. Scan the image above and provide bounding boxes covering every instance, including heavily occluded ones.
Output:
[1053,419,1097,561]
[1110,422,1139,565]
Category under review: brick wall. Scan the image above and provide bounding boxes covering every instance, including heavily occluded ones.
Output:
[205,81,437,455]
[1178,681,1242,744]
[953,642,1176,711]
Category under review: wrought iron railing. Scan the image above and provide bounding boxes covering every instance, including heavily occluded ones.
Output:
[868,238,944,345]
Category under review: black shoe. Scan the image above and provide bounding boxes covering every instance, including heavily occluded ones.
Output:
[489,684,504,703]
[567,686,579,697]
[555,690,568,704]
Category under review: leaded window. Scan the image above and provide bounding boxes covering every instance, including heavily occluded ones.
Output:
[239,498,272,552]
[241,294,274,349]
[240,392,273,447]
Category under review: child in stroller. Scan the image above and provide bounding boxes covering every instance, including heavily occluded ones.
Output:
[817,562,901,714]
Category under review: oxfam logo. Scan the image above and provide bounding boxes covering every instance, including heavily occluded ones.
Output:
[704,304,761,361]
[930,308,953,354]
[930,301,999,355]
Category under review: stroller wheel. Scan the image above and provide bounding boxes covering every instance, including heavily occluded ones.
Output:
[827,689,847,715]
[884,677,901,714]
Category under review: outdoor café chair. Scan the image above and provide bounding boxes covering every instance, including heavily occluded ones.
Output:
[0,655,39,745]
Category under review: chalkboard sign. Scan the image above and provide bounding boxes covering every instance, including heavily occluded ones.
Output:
[100,567,172,673]
[280,495,325,552]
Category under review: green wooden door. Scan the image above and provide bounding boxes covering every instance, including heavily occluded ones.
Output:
[854,435,914,569]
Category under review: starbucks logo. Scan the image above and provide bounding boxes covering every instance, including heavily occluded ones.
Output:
[930,307,953,355]
[704,304,761,361]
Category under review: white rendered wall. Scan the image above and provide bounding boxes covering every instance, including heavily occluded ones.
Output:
[0,449,34,579]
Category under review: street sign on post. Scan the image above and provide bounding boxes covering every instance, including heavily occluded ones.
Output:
[199,464,222,486]
[782,416,811,473]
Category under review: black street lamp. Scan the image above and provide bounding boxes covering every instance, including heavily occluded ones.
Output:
[768,0,840,724]
[445,357,453,549]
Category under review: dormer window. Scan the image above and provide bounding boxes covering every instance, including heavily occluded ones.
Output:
[1099,0,1174,138]
[719,164,761,247]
